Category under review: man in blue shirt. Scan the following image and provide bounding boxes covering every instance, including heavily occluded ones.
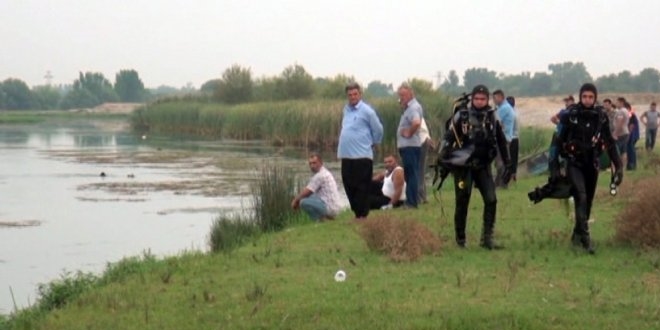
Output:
[338,82,384,219]
[493,90,514,188]
[396,84,423,207]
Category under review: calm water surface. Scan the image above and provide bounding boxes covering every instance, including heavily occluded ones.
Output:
[0,118,345,313]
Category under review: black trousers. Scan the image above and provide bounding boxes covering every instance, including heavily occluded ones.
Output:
[368,180,404,210]
[566,162,598,239]
[341,158,373,218]
[510,138,519,175]
[453,166,497,242]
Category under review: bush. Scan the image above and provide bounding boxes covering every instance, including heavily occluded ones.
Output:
[358,214,441,262]
[209,215,260,253]
[251,165,300,232]
[36,271,98,311]
[614,175,660,248]
[99,251,159,284]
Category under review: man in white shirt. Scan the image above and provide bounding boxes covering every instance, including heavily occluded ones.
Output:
[291,154,342,221]
[368,155,406,210]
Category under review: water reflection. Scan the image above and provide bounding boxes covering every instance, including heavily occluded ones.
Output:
[0,118,346,314]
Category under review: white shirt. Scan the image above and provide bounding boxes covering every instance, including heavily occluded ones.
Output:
[382,166,406,201]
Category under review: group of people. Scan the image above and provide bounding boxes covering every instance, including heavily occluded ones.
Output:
[291,83,434,221]
[291,81,634,255]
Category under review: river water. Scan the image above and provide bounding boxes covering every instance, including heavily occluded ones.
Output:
[0,118,345,314]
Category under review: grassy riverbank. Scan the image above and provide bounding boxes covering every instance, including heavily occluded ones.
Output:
[4,152,660,330]
[0,110,131,124]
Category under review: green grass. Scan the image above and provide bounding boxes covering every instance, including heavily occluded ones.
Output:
[5,154,660,330]
[0,110,130,124]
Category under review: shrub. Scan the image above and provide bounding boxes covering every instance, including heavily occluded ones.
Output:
[209,215,260,253]
[251,165,300,232]
[36,271,98,311]
[614,175,660,248]
[358,214,441,262]
[99,250,159,284]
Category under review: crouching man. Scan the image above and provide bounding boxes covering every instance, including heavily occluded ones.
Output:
[368,154,406,210]
[291,153,342,221]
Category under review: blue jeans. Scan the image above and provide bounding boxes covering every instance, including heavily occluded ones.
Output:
[300,195,328,221]
[627,137,638,170]
[646,128,657,151]
[399,146,421,207]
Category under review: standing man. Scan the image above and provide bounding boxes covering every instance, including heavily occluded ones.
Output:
[493,90,514,188]
[603,98,617,135]
[291,154,342,221]
[625,101,640,170]
[337,83,384,220]
[641,102,659,151]
[613,98,630,167]
[506,96,520,181]
[438,85,512,249]
[550,95,575,126]
[417,118,433,203]
[396,84,423,208]
[550,83,623,254]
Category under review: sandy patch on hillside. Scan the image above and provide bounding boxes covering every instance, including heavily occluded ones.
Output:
[516,93,660,128]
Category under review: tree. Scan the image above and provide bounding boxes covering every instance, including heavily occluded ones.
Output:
[318,74,355,99]
[114,69,146,102]
[200,79,221,95]
[527,72,553,96]
[215,64,253,104]
[547,62,592,94]
[276,64,314,100]
[59,88,100,109]
[498,72,531,96]
[595,73,618,93]
[253,77,279,102]
[405,78,435,97]
[60,72,119,109]
[0,78,36,110]
[634,68,660,92]
[32,85,62,110]
[463,68,499,91]
[439,70,461,95]
[365,80,393,98]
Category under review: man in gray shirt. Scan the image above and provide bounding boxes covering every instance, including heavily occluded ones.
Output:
[641,102,659,151]
[396,84,423,208]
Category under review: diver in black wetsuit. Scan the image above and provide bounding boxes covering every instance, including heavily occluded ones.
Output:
[549,83,623,254]
[438,85,512,250]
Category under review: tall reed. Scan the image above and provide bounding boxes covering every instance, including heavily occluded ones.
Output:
[131,95,454,153]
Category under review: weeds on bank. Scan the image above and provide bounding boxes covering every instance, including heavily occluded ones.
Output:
[358,214,441,262]
[209,215,259,253]
[614,175,660,248]
[208,164,301,252]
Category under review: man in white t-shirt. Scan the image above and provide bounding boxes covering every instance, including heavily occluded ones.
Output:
[368,154,406,210]
[291,154,341,221]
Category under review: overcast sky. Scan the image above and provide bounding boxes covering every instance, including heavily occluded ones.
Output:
[2,0,658,89]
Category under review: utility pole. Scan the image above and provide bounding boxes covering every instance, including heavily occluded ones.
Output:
[432,71,443,89]
[44,71,53,86]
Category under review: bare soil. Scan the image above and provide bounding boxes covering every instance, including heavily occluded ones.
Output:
[517,93,660,128]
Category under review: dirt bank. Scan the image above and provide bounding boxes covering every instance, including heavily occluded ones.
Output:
[516,93,660,128]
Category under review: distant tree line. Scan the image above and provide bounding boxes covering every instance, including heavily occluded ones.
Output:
[2,61,659,110]
[0,69,160,110]
[440,62,660,97]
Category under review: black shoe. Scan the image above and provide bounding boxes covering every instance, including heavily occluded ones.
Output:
[571,234,595,254]
[479,236,503,250]
[456,238,466,248]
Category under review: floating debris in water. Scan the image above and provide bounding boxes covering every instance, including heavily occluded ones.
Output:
[0,220,42,228]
